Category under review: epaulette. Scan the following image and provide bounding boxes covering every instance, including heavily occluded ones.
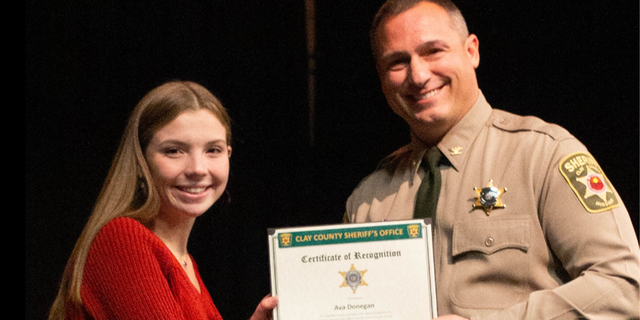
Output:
[490,109,573,141]
[376,144,413,173]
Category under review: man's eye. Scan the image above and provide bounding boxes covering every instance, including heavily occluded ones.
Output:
[425,48,445,58]
[389,63,406,72]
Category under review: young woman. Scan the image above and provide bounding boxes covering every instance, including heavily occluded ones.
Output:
[48,81,277,320]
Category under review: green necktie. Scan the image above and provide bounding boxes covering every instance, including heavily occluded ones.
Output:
[414,147,442,219]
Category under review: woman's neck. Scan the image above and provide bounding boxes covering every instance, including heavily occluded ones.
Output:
[145,214,195,258]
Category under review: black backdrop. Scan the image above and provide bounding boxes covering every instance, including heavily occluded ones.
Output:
[26,1,638,319]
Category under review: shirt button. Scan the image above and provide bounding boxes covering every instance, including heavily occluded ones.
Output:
[484,237,494,247]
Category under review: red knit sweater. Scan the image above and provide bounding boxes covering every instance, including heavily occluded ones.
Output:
[66,217,224,320]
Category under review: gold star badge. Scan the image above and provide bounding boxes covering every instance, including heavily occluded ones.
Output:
[339,264,367,293]
[473,180,507,215]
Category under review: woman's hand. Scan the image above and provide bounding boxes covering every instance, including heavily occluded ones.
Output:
[248,294,278,320]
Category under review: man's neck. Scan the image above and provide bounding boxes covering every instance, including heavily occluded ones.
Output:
[410,90,481,147]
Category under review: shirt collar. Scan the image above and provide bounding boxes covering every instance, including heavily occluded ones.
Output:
[408,90,492,178]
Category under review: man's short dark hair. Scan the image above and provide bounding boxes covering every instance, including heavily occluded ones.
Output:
[370,0,469,59]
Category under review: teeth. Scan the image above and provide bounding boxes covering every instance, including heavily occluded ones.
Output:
[182,187,207,194]
[417,87,441,100]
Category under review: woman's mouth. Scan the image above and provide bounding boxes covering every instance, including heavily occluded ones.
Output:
[178,186,209,194]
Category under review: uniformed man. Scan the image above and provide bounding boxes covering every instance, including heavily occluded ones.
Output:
[343,0,640,319]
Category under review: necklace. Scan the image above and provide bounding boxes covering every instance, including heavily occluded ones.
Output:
[161,242,188,268]
[166,246,188,268]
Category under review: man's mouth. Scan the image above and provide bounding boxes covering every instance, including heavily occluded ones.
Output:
[411,86,443,102]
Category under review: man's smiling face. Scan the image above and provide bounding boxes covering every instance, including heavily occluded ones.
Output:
[375,2,480,143]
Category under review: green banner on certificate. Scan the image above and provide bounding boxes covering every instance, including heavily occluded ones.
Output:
[277,223,423,248]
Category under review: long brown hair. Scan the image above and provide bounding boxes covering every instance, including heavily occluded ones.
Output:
[48,81,232,319]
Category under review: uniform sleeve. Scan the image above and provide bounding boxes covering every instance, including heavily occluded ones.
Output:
[80,218,187,320]
[473,139,640,320]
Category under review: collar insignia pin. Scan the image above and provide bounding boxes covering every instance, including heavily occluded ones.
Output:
[473,180,507,215]
[449,146,463,155]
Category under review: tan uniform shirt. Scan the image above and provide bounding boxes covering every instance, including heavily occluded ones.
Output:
[345,92,640,319]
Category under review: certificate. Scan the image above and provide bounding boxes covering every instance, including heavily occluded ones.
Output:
[268,219,437,320]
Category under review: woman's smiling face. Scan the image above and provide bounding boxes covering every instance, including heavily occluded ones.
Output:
[145,109,232,219]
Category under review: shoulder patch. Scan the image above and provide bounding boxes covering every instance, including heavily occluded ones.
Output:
[559,152,619,213]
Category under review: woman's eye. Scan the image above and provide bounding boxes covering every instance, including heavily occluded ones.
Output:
[208,147,223,154]
[162,148,181,156]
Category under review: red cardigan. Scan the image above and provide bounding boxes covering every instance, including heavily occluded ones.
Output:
[66,217,223,320]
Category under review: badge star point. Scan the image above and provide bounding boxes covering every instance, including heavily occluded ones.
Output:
[472,180,507,215]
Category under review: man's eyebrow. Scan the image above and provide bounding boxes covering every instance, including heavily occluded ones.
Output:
[380,40,450,62]
[380,51,408,64]
[416,40,450,52]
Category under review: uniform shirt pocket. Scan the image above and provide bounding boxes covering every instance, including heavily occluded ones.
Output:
[452,218,530,256]
[450,217,531,309]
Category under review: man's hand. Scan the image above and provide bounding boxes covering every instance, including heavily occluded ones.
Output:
[248,294,279,320]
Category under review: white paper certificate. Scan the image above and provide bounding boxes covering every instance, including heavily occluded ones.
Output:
[268,219,437,320]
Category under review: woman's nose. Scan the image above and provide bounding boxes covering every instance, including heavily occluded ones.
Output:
[185,154,207,176]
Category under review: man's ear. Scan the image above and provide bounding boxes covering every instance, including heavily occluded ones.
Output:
[466,34,480,69]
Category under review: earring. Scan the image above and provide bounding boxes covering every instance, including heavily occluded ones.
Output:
[137,176,147,191]
[131,175,148,209]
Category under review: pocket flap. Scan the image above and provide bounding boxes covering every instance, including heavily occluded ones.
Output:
[452,217,530,257]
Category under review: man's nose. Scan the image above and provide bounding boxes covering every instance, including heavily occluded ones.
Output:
[408,58,431,88]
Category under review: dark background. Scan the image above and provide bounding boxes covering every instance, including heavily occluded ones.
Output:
[26,1,638,319]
